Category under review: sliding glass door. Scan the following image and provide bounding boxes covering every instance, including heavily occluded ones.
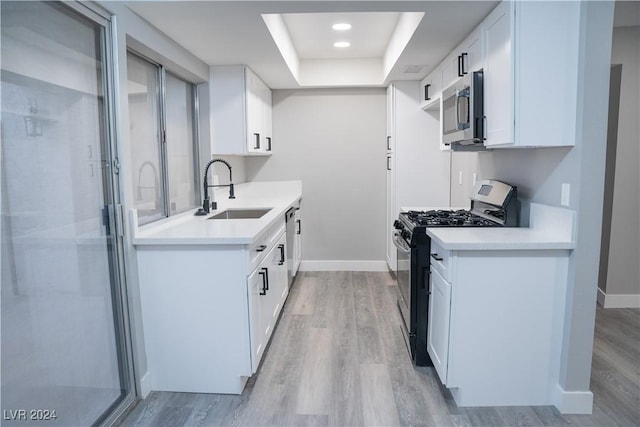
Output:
[1,2,134,425]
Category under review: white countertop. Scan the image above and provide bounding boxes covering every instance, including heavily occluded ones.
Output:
[408,203,576,251]
[131,181,302,246]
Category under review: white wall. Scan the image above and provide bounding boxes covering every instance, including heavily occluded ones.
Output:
[245,88,387,267]
[602,26,640,301]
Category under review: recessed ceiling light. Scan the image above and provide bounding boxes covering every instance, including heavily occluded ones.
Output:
[332,23,352,31]
[334,41,351,48]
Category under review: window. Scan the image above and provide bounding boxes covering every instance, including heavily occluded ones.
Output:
[127,51,199,225]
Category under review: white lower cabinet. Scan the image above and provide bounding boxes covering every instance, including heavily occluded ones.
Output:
[136,219,288,394]
[427,267,451,385]
[248,232,287,373]
[425,239,571,407]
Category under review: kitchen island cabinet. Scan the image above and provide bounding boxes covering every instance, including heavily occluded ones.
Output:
[131,181,301,394]
[425,203,577,409]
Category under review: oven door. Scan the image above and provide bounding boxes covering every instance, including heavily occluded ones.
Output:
[393,232,412,345]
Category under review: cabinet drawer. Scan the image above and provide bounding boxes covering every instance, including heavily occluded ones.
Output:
[429,240,451,282]
[249,219,285,272]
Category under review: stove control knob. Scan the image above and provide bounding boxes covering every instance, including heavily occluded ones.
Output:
[401,230,410,240]
[393,220,404,230]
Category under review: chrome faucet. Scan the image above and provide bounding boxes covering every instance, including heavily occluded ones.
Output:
[195,158,235,215]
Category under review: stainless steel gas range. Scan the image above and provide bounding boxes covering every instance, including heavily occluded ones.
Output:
[392,179,519,365]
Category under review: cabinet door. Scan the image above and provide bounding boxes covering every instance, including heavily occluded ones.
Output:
[271,233,288,307]
[420,65,442,109]
[386,84,395,152]
[428,267,452,385]
[248,266,266,373]
[385,153,396,270]
[263,84,273,153]
[483,1,514,146]
[245,68,262,153]
[463,28,483,73]
[441,52,461,90]
[294,208,302,274]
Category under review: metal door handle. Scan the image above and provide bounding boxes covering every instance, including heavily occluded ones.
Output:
[461,52,468,75]
[278,244,285,265]
[392,234,411,254]
[259,269,268,295]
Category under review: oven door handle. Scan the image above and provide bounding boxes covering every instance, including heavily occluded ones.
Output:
[392,233,411,254]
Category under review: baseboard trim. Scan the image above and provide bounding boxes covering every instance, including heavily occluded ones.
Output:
[139,371,152,398]
[597,289,640,308]
[552,384,593,414]
[597,287,606,307]
[299,260,389,272]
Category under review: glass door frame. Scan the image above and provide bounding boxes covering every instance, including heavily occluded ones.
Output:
[64,2,138,425]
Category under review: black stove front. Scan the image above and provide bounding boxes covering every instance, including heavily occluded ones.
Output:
[393,217,432,366]
[393,180,519,366]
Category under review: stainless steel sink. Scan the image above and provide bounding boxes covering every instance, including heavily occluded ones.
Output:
[208,208,272,220]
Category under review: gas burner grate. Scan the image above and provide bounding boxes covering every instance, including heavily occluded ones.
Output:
[403,209,500,227]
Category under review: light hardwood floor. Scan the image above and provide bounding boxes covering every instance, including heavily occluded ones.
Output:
[118,271,640,427]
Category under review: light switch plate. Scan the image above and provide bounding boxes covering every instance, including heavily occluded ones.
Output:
[561,183,570,206]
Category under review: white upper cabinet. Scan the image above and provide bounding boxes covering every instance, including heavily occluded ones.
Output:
[209,65,273,155]
[441,51,461,91]
[441,27,483,91]
[462,27,483,74]
[483,1,514,147]
[419,65,442,111]
[386,84,395,152]
[482,1,581,148]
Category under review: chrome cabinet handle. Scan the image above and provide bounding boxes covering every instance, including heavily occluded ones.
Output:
[256,245,267,252]
[253,133,260,149]
[430,253,443,261]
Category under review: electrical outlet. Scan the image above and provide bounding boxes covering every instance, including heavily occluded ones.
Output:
[561,183,570,206]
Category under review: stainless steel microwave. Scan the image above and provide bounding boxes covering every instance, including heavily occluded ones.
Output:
[442,70,484,147]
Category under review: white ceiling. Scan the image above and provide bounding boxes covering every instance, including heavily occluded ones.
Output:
[125,0,638,89]
[125,1,499,89]
[281,12,400,60]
